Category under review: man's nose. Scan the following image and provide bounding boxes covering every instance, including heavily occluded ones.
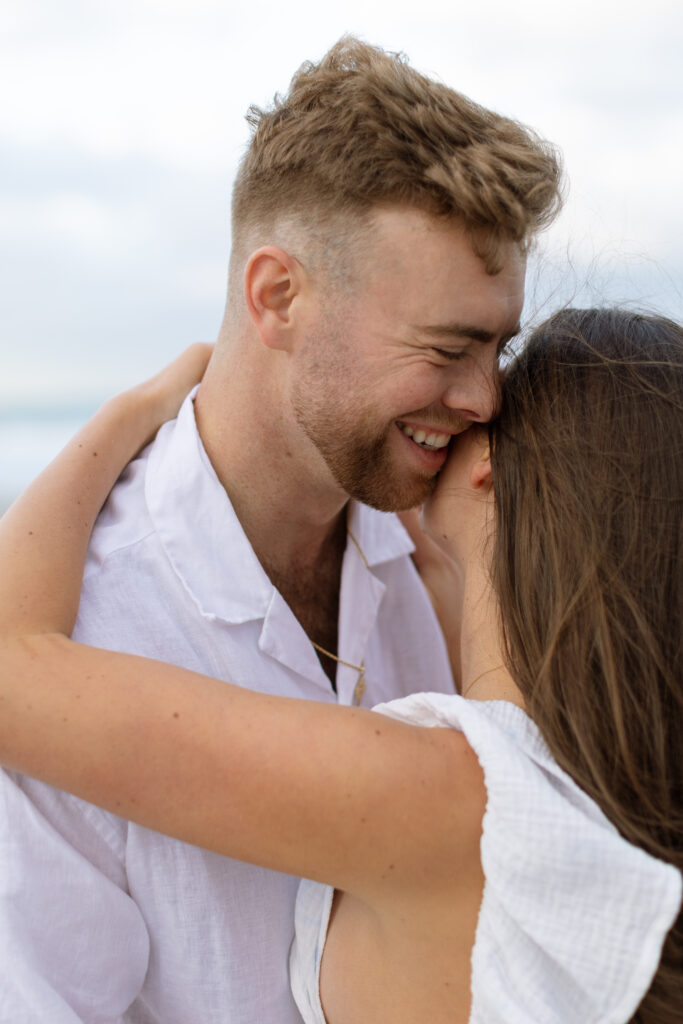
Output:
[441,366,500,423]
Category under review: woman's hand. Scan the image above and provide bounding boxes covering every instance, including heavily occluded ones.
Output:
[124,342,213,452]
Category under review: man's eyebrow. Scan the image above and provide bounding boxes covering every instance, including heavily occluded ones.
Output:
[415,322,521,345]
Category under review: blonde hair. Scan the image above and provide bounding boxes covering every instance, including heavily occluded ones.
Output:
[230,37,563,277]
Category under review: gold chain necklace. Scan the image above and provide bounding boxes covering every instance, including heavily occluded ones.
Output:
[309,525,368,707]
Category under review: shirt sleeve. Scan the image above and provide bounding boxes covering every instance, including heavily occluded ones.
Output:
[0,769,151,1022]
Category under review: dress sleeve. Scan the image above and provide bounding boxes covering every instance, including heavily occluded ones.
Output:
[373,692,682,1024]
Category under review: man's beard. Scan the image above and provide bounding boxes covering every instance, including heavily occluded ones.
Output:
[292,379,438,512]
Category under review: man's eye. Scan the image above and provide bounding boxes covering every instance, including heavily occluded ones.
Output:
[433,347,466,361]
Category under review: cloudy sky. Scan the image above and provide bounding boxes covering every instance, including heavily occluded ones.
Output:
[1,0,682,406]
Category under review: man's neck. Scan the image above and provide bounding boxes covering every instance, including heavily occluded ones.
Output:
[193,342,352,668]
[196,402,349,579]
[195,333,352,566]
[262,512,348,685]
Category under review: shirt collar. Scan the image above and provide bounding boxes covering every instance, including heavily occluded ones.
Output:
[145,390,272,623]
[346,498,415,569]
[145,390,416,625]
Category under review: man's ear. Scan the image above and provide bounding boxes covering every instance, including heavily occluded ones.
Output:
[243,246,302,351]
[470,445,492,490]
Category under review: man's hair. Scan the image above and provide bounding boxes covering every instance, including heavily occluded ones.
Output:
[492,308,683,1022]
[230,36,563,275]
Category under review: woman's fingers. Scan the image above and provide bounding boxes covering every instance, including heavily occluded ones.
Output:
[135,342,214,425]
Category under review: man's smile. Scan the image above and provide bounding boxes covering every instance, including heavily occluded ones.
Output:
[396,420,453,451]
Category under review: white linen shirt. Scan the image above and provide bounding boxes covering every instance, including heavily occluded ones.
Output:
[0,393,454,1024]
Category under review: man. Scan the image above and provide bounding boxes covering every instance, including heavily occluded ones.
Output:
[0,38,561,1023]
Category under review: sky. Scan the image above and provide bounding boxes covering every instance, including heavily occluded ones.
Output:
[1,0,682,408]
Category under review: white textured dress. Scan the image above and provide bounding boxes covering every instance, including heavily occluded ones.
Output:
[290,694,682,1024]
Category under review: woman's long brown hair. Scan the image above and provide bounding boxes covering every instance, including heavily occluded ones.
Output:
[491,308,682,1021]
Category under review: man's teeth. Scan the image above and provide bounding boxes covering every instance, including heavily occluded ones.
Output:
[398,423,451,450]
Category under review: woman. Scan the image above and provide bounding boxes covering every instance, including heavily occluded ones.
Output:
[0,309,681,1023]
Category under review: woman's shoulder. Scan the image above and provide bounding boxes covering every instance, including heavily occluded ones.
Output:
[375,690,606,819]
[372,692,682,1024]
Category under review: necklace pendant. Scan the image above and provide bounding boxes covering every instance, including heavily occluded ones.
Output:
[353,666,366,706]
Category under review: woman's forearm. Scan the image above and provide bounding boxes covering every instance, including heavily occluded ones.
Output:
[0,344,210,639]
[0,394,160,638]
[0,631,484,901]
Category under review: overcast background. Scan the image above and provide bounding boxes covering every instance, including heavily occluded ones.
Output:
[1,0,682,506]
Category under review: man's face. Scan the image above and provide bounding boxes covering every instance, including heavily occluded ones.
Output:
[291,208,526,511]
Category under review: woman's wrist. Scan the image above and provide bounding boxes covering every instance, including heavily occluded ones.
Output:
[98,387,169,464]
[125,342,211,439]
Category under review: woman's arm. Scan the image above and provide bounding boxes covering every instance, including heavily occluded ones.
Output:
[0,637,485,901]
[0,343,212,638]
[0,347,485,904]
